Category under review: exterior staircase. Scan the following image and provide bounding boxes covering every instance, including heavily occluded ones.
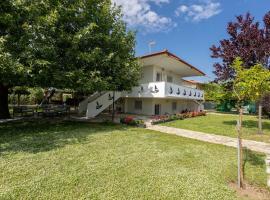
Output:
[78,92,105,114]
[86,91,122,118]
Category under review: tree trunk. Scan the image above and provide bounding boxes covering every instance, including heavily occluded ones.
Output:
[237,108,244,189]
[258,104,263,134]
[0,84,10,119]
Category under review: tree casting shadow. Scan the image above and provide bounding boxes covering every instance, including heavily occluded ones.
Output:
[223,120,270,131]
[0,119,125,154]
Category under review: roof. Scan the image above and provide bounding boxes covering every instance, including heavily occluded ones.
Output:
[183,79,203,85]
[139,50,205,76]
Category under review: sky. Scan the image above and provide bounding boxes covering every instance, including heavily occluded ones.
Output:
[112,0,270,82]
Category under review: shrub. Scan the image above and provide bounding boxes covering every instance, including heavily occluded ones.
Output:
[120,116,145,127]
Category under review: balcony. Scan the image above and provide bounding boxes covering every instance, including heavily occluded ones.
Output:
[124,82,204,100]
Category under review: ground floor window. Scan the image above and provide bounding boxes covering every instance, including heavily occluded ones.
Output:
[134,100,142,110]
[172,102,177,111]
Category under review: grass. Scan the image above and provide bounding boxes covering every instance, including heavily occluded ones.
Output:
[0,120,268,199]
[163,113,270,143]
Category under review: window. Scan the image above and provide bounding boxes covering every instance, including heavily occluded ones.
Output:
[134,100,142,110]
[167,75,173,83]
[156,72,162,81]
[172,102,177,111]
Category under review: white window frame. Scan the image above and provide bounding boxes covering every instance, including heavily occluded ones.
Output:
[172,102,177,111]
[156,72,162,82]
[134,100,142,110]
[167,75,173,83]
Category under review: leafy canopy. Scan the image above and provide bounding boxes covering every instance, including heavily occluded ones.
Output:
[211,12,270,82]
[0,0,140,92]
[202,83,234,104]
[232,58,270,103]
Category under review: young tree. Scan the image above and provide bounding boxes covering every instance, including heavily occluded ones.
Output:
[233,58,270,134]
[0,0,140,119]
[210,12,270,82]
[231,58,270,187]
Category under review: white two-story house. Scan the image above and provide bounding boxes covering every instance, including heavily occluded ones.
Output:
[79,50,205,118]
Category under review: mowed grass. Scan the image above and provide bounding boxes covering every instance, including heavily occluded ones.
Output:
[0,120,268,199]
[163,113,270,143]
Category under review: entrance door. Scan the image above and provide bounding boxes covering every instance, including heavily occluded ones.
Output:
[154,104,161,115]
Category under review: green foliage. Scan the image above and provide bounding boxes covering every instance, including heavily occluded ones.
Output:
[8,87,44,105]
[202,83,236,108]
[232,58,270,103]
[28,87,44,104]
[0,0,140,92]
[0,38,25,86]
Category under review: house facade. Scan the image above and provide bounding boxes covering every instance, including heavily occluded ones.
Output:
[80,50,205,118]
[122,50,205,116]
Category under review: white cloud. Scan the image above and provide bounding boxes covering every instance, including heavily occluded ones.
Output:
[175,1,221,22]
[112,0,175,33]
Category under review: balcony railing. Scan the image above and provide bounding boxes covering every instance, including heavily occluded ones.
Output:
[125,81,204,100]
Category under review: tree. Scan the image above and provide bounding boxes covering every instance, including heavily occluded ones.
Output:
[210,12,270,82]
[233,58,270,134]
[202,82,235,103]
[231,58,270,188]
[0,0,140,119]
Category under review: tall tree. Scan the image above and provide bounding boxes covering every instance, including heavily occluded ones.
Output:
[0,0,140,119]
[210,12,270,82]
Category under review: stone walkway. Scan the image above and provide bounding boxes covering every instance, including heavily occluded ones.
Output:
[147,125,270,154]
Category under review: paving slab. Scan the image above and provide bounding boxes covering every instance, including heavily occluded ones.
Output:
[147,125,270,154]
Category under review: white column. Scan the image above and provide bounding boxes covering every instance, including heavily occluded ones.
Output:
[266,155,270,187]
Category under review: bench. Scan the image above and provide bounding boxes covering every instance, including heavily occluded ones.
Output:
[38,105,70,117]
[13,106,35,117]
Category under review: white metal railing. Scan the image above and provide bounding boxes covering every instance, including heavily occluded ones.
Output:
[125,81,204,100]
[165,82,204,100]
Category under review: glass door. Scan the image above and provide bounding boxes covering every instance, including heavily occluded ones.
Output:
[154,104,161,115]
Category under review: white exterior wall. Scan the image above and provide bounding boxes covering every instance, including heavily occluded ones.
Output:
[124,98,201,116]
[125,98,154,115]
[139,66,154,84]
[153,66,184,85]
[152,99,200,115]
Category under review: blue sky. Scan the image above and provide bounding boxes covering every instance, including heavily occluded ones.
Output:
[113,0,270,82]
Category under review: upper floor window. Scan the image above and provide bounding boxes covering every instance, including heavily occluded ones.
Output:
[167,75,173,83]
[156,72,162,82]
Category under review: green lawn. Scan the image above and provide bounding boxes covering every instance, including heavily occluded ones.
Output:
[163,113,270,143]
[0,120,268,199]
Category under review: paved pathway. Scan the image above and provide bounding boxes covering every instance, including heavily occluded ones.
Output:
[147,125,270,154]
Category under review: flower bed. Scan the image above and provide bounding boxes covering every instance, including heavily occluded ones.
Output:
[120,116,146,127]
[151,111,206,125]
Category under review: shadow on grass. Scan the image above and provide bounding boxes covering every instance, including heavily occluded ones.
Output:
[243,148,265,177]
[243,148,265,166]
[223,120,270,131]
[0,119,125,154]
